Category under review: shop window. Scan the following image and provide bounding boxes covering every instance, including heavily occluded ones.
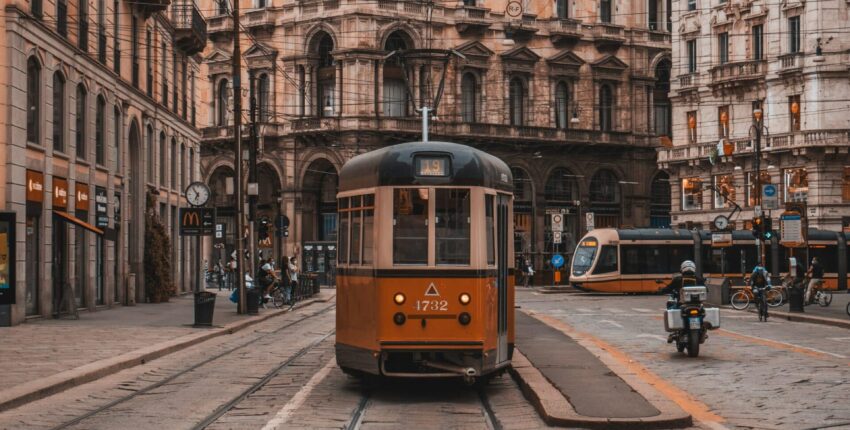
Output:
[682,177,703,211]
[784,168,808,203]
[436,189,471,265]
[713,174,736,208]
[393,189,428,265]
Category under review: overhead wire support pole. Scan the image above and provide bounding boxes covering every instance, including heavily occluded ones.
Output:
[249,72,258,290]
[232,0,246,314]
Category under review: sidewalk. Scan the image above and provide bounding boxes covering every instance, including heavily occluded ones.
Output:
[511,311,691,428]
[0,288,334,412]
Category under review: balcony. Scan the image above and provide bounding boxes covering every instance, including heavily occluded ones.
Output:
[207,14,233,38]
[544,18,582,44]
[454,6,491,33]
[129,0,170,16]
[778,53,803,76]
[677,73,699,92]
[708,60,766,89]
[172,1,207,56]
[591,23,626,49]
[243,7,277,32]
[505,14,540,39]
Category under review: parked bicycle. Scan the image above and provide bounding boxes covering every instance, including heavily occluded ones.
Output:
[805,279,833,307]
[730,285,783,310]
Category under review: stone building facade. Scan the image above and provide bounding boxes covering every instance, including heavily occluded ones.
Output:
[198,0,673,279]
[658,0,850,231]
[1,0,207,324]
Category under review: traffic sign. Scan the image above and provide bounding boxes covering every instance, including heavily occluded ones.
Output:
[551,214,563,232]
[586,212,595,231]
[553,233,562,244]
[762,184,779,210]
[179,208,215,236]
[551,254,565,269]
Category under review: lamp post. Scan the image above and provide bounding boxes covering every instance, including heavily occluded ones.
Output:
[750,107,769,266]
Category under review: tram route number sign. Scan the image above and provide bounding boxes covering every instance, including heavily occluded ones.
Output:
[179,208,215,236]
[551,254,565,269]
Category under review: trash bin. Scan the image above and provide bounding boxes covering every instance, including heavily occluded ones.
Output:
[788,284,805,313]
[246,288,260,315]
[194,291,217,326]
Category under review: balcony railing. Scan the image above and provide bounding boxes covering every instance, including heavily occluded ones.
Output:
[678,73,698,89]
[591,23,626,47]
[545,18,582,43]
[454,6,491,32]
[243,7,277,30]
[657,130,850,163]
[129,0,171,15]
[172,1,207,55]
[778,53,802,71]
[709,60,766,85]
[207,14,233,35]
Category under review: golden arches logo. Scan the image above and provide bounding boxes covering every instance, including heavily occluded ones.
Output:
[183,211,201,226]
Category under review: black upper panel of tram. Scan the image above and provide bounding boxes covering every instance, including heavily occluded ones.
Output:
[338,141,513,192]
[615,228,840,242]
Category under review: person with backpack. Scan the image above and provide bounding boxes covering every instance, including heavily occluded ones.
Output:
[750,262,771,321]
[660,260,702,307]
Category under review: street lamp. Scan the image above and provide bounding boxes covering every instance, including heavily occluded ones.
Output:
[749,107,769,265]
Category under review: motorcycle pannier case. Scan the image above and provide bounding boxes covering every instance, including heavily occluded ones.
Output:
[664,309,684,332]
[703,307,721,330]
[681,286,707,302]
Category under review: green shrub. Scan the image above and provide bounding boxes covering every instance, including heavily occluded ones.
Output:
[144,190,175,302]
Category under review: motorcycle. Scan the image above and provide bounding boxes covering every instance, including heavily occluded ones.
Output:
[663,286,720,357]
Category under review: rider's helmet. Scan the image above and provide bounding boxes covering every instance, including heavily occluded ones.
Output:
[680,260,696,274]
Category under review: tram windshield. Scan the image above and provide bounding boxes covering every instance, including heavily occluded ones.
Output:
[572,238,598,276]
[393,188,429,265]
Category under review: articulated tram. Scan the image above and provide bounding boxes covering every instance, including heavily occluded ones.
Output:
[570,228,849,293]
[335,141,514,381]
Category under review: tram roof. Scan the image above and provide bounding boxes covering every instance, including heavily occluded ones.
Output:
[616,229,696,241]
[338,141,513,192]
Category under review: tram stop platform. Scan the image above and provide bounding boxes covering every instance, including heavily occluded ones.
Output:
[511,312,692,429]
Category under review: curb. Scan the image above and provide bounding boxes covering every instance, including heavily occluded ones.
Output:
[732,306,850,329]
[0,293,335,413]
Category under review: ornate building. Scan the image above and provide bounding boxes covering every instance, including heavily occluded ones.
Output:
[658,0,850,231]
[198,0,673,279]
[1,0,207,325]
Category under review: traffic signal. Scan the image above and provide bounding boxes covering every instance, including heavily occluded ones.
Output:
[752,216,763,239]
[258,218,270,240]
[763,217,774,240]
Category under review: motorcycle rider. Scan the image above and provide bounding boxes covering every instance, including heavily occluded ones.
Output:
[660,260,702,308]
[750,262,771,321]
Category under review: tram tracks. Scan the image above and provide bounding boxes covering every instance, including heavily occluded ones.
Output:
[47,303,336,430]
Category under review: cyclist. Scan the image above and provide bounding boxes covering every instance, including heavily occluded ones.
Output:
[750,263,771,322]
[660,260,702,308]
[805,257,824,304]
[256,259,278,304]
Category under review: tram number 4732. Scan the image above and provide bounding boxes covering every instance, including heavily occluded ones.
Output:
[415,300,449,311]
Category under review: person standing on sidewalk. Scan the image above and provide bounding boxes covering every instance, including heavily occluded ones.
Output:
[805,257,824,304]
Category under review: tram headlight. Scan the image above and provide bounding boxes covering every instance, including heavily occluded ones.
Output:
[458,312,471,325]
[393,293,406,305]
[393,312,406,325]
[459,293,471,305]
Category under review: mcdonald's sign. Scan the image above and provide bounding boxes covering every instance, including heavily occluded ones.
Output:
[179,207,215,236]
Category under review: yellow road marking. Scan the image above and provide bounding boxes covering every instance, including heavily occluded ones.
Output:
[529,312,727,426]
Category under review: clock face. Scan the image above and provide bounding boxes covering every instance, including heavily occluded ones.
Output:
[186,182,210,207]
[714,215,729,230]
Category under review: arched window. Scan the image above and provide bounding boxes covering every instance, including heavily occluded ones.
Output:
[545,167,578,202]
[316,33,335,117]
[589,170,620,203]
[146,125,154,182]
[113,105,121,171]
[180,145,186,191]
[52,73,65,151]
[76,84,87,159]
[654,60,672,138]
[27,57,40,144]
[96,96,106,165]
[159,132,166,186]
[511,167,533,201]
[383,31,410,117]
[217,79,228,126]
[598,84,614,131]
[555,81,569,129]
[509,77,525,126]
[461,72,477,123]
[257,73,270,122]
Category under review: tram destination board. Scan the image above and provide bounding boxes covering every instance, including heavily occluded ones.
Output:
[179,208,215,236]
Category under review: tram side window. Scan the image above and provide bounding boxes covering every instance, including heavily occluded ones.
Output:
[338,197,350,265]
[436,188,471,265]
[394,188,429,265]
[620,246,641,274]
[593,245,618,274]
[486,194,495,265]
[351,210,362,265]
[668,246,694,273]
[808,246,837,273]
[362,209,374,264]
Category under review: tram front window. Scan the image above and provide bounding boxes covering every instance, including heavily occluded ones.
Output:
[436,188,471,265]
[572,238,598,276]
[394,188,428,265]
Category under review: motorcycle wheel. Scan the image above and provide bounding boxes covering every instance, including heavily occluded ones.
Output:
[687,329,700,357]
[819,292,833,307]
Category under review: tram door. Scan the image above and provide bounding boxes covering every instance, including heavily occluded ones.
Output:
[496,194,510,364]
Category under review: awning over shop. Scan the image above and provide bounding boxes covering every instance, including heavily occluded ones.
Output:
[53,210,104,235]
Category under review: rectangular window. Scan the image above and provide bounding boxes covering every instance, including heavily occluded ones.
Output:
[79,1,89,51]
[784,168,808,203]
[686,111,697,143]
[338,198,349,265]
[687,39,697,74]
[362,208,374,265]
[113,0,120,74]
[146,30,153,98]
[393,188,428,265]
[682,177,703,211]
[746,171,771,207]
[57,0,68,37]
[131,17,139,87]
[718,32,728,64]
[789,95,801,131]
[843,167,850,203]
[713,174,735,209]
[752,24,764,60]
[350,210,362,265]
[172,52,178,111]
[486,195,495,265]
[600,0,612,23]
[788,16,801,53]
[162,42,168,105]
[688,0,696,11]
[436,189,471,265]
[98,0,106,64]
[717,105,729,138]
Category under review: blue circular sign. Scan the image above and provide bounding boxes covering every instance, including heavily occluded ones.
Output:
[551,254,565,269]
[763,184,777,197]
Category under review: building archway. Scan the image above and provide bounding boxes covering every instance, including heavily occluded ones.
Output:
[589,169,622,228]
[544,167,579,259]
[650,171,672,228]
[301,158,338,284]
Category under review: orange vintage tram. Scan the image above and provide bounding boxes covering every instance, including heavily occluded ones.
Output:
[335,141,514,381]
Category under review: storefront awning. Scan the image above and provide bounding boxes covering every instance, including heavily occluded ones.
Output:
[53,210,104,235]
